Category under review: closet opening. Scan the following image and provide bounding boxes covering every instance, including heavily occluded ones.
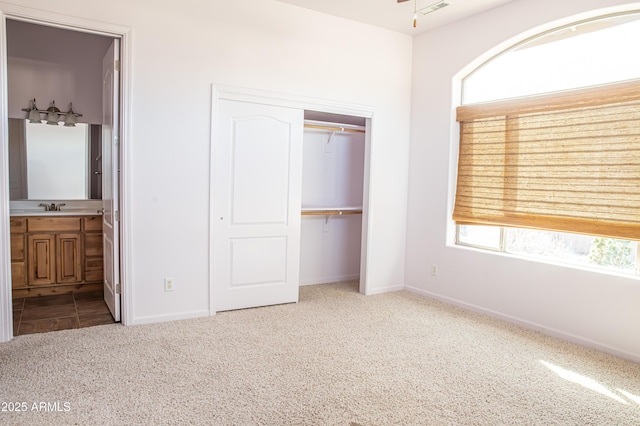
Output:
[300,111,367,291]
[210,88,373,312]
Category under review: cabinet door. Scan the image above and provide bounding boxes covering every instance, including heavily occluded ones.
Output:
[27,234,56,286]
[56,234,82,284]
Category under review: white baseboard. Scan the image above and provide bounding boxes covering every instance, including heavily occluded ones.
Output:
[404,285,640,365]
[365,284,404,295]
[299,274,359,286]
[130,309,210,326]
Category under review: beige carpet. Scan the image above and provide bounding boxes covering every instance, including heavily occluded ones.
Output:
[1,281,639,425]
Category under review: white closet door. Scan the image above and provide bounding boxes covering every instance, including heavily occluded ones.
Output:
[213,100,303,312]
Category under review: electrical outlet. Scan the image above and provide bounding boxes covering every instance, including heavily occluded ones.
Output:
[164,277,174,292]
[431,264,438,276]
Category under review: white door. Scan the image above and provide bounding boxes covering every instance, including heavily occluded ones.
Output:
[213,100,303,312]
[102,39,121,321]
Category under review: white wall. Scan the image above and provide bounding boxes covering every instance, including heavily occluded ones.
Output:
[6,20,112,124]
[406,0,640,362]
[1,1,412,325]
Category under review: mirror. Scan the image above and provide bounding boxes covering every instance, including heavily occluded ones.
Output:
[8,118,102,200]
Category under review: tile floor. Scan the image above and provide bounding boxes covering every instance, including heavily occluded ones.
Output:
[12,291,116,336]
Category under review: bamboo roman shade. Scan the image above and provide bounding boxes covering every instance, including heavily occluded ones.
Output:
[453,79,640,240]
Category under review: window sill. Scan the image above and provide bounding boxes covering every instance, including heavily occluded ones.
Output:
[451,241,640,281]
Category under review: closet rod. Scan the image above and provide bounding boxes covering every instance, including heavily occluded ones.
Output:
[304,123,366,134]
[301,208,363,216]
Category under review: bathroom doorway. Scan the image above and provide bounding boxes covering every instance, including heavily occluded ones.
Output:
[0,8,131,340]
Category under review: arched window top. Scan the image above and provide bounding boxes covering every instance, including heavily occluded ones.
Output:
[463,12,640,105]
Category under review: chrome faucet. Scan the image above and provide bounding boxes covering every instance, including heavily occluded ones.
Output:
[38,203,66,212]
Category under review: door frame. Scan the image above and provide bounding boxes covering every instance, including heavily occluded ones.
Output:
[0,3,133,342]
[209,85,375,314]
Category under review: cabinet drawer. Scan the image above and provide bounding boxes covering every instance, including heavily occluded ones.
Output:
[84,216,103,231]
[85,258,104,282]
[10,234,25,262]
[11,262,27,289]
[28,217,81,232]
[10,217,26,233]
[84,233,103,257]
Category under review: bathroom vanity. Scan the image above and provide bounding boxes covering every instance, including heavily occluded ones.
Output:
[10,212,103,298]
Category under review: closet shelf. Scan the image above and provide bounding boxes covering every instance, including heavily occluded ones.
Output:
[304,120,365,134]
[301,207,363,216]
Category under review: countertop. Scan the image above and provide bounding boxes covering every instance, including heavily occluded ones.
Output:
[10,209,101,217]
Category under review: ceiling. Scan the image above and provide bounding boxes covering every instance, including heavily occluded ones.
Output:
[276,0,515,35]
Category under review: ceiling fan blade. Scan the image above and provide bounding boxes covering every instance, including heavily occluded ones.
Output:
[397,0,411,2]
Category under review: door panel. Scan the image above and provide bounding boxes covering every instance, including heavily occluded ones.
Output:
[27,234,55,286]
[231,117,292,225]
[56,234,81,283]
[213,100,303,312]
[230,237,288,287]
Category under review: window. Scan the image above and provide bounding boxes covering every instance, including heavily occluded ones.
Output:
[454,12,640,276]
[459,225,638,275]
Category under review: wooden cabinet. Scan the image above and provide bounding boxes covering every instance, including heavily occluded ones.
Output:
[10,215,103,297]
[10,218,26,289]
[84,233,104,282]
[83,216,104,283]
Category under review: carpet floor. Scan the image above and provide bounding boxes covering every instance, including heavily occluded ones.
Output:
[1,281,639,425]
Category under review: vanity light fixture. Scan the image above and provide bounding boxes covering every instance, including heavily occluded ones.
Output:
[27,98,41,123]
[63,103,78,127]
[21,98,83,127]
[46,101,60,125]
